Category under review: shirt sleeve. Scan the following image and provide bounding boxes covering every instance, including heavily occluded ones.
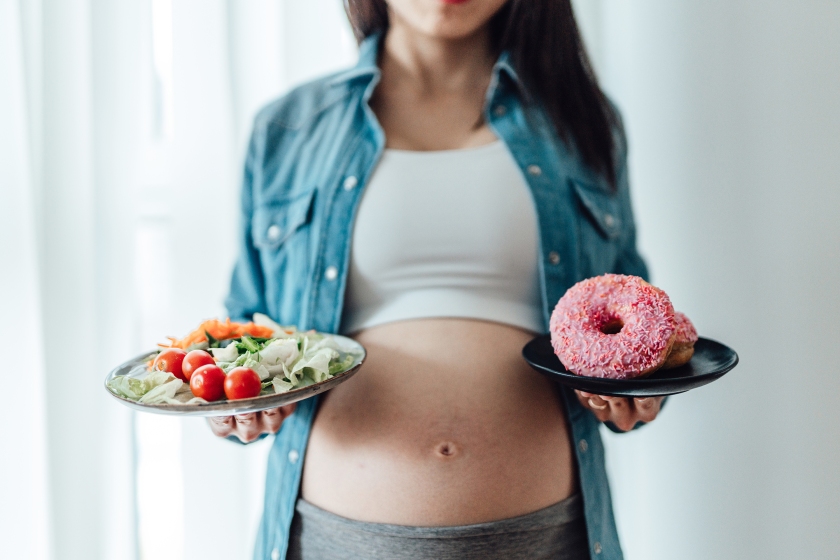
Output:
[224,125,269,322]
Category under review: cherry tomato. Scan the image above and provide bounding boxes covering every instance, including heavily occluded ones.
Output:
[224,367,262,400]
[182,350,216,381]
[189,364,226,402]
[154,348,187,381]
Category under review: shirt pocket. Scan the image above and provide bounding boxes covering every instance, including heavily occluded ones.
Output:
[251,189,317,317]
[252,189,316,250]
[571,179,620,276]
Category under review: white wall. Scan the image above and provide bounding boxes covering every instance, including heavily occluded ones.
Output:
[583,2,840,558]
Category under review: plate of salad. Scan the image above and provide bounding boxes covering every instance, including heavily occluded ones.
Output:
[104,314,365,417]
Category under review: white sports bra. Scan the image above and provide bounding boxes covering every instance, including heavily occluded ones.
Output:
[340,141,543,335]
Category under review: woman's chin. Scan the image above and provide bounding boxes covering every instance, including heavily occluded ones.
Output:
[388,0,508,41]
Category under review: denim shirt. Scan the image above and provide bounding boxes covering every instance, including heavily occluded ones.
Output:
[226,34,648,560]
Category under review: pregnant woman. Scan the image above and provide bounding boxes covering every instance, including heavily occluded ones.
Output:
[210,1,665,559]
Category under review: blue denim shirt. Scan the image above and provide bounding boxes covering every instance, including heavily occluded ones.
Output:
[226,34,648,560]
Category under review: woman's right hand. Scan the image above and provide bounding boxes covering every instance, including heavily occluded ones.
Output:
[207,405,296,443]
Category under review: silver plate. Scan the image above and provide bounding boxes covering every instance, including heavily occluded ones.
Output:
[103,335,366,417]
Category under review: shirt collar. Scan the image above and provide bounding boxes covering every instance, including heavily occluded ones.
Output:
[327,33,382,86]
[329,32,529,102]
[490,50,530,103]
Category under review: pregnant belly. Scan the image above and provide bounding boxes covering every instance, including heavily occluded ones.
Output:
[301,319,576,526]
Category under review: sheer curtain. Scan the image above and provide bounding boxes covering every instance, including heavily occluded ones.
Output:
[1,1,355,559]
[1,2,51,559]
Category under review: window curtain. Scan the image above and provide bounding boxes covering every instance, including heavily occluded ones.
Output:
[1,1,52,558]
[0,1,356,559]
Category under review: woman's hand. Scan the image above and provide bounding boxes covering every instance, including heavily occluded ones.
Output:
[574,391,664,432]
[207,404,296,443]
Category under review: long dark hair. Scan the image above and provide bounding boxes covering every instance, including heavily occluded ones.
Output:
[345,0,619,188]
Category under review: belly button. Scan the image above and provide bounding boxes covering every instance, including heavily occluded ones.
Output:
[434,442,459,458]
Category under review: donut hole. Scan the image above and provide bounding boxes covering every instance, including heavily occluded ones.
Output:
[600,319,624,335]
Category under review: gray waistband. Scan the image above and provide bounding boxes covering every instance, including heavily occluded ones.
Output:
[294,493,583,540]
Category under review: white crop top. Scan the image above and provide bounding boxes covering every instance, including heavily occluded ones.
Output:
[340,141,543,335]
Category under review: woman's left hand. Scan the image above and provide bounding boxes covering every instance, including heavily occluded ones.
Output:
[574,391,664,432]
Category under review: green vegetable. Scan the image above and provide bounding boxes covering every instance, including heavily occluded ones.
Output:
[205,330,220,348]
[238,335,261,353]
[329,354,354,375]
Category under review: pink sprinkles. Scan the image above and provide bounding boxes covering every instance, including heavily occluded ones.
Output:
[673,311,698,345]
[549,274,676,379]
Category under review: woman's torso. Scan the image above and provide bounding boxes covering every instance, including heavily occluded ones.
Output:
[302,318,576,525]
[301,120,578,523]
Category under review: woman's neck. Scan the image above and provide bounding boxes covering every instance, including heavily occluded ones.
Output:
[381,13,496,96]
[371,11,498,150]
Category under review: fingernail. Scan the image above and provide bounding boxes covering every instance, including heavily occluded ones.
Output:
[589,398,608,410]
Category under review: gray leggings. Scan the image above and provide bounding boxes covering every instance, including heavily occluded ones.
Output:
[287,494,590,560]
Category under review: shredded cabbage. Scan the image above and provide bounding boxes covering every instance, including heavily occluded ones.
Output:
[209,344,238,362]
[108,369,208,405]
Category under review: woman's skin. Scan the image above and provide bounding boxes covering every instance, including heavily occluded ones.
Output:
[209,0,664,521]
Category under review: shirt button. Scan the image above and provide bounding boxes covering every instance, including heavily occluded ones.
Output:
[548,251,561,265]
[271,548,281,560]
[527,164,542,176]
[594,541,602,555]
[343,175,358,191]
[493,105,506,117]
[288,449,299,464]
[579,439,588,453]
[324,266,338,281]
[604,213,615,228]
[266,224,282,243]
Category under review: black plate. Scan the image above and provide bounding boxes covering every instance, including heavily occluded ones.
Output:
[522,334,738,397]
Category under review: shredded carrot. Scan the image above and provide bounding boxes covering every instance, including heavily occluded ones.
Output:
[159,318,275,350]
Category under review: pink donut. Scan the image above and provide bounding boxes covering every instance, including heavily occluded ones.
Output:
[673,312,698,345]
[662,311,698,369]
[549,274,676,379]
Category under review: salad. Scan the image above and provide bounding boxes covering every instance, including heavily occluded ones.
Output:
[107,314,359,405]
